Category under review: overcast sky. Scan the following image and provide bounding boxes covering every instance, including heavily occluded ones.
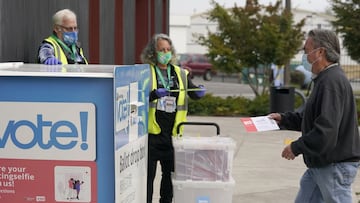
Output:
[170,0,331,15]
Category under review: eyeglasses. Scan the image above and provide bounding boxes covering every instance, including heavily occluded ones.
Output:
[299,47,322,55]
[57,24,78,32]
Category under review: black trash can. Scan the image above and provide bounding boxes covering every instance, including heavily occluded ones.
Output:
[270,86,295,113]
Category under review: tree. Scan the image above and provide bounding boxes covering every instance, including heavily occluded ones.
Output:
[331,0,360,63]
[197,0,304,96]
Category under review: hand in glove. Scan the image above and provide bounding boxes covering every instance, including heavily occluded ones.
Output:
[195,85,206,97]
[44,57,62,65]
[155,88,169,98]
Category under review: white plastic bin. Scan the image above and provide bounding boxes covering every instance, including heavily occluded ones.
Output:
[173,136,236,181]
[173,178,235,203]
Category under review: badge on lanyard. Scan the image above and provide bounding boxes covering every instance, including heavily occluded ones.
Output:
[157,96,176,112]
[155,65,176,112]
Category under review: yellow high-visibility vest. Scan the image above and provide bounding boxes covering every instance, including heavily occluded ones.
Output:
[148,64,188,136]
[45,36,88,65]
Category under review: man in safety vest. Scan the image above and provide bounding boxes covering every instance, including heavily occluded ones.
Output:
[38,9,88,65]
[140,33,206,203]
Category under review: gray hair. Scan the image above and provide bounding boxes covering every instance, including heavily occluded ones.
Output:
[52,9,77,26]
[140,33,177,65]
[308,29,340,63]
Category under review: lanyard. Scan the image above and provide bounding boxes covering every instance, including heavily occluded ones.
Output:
[51,34,77,60]
[155,65,171,89]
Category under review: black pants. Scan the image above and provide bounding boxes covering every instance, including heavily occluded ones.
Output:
[147,159,174,203]
[147,133,174,203]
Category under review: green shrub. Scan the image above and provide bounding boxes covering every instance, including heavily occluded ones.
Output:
[291,70,305,87]
[187,94,224,116]
[188,94,269,116]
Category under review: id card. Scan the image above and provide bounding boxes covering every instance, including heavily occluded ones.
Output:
[157,96,176,112]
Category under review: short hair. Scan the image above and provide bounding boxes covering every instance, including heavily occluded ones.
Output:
[52,9,77,26]
[308,29,340,63]
[140,33,177,65]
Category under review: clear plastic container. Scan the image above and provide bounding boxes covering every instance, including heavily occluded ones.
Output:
[173,177,235,203]
[173,136,236,181]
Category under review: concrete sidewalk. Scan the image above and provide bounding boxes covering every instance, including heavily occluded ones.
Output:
[152,116,360,203]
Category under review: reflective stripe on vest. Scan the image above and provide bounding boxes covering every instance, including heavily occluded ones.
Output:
[45,37,88,65]
[148,64,188,136]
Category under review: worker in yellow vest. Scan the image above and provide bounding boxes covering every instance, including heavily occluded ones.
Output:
[38,9,88,65]
[141,33,206,203]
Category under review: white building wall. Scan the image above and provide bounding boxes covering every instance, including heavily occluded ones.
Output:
[186,13,218,54]
[169,15,190,54]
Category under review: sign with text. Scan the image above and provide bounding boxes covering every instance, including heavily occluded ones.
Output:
[114,65,149,203]
[0,159,97,202]
[0,102,96,161]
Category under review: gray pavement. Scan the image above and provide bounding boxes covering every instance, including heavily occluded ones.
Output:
[152,116,360,203]
[193,76,255,98]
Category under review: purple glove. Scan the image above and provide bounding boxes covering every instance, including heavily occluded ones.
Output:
[195,85,206,97]
[44,57,62,65]
[155,88,168,98]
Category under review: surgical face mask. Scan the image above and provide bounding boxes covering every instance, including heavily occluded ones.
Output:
[302,54,312,72]
[63,31,78,46]
[157,51,172,65]
[301,48,320,72]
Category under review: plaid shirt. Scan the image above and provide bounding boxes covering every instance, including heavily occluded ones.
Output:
[38,41,86,64]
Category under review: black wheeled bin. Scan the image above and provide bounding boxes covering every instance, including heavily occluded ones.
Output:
[270,86,295,113]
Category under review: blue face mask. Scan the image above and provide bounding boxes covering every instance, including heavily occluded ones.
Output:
[301,48,321,72]
[302,54,312,72]
[63,31,78,46]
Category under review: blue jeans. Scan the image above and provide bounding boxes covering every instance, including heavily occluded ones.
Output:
[295,162,360,203]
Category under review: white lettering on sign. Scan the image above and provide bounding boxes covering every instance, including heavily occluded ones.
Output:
[0,102,96,161]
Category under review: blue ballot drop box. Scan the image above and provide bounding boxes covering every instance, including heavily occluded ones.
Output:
[0,63,150,203]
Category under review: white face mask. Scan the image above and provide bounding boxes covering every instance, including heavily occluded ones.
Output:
[301,48,321,72]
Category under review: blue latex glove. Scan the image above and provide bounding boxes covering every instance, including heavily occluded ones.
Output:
[44,57,62,65]
[195,85,206,97]
[155,88,168,98]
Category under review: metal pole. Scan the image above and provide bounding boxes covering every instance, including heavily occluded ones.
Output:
[284,0,291,85]
[285,0,291,10]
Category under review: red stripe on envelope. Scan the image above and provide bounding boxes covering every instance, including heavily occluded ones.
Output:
[240,118,258,132]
